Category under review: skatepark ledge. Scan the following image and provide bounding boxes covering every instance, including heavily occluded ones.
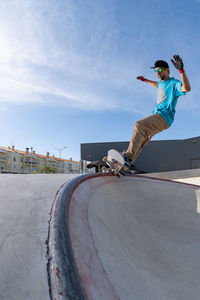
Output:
[47,172,200,300]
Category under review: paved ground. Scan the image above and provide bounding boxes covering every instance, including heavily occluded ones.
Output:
[143,168,200,183]
[0,174,78,300]
[1,171,200,300]
[142,169,200,186]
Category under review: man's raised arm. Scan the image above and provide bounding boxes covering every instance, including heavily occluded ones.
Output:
[171,55,191,92]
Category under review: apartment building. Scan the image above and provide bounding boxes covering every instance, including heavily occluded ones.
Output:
[0,146,23,173]
[0,146,83,174]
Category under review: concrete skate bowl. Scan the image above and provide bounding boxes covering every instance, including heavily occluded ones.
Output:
[47,173,200,300]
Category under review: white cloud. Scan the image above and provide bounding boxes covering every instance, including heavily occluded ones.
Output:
[2,0,196,115]
[0,0,145,112]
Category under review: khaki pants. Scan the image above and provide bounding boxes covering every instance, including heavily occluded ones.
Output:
[125,114,169,164]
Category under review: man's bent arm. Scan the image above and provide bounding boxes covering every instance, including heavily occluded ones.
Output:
[180,72,191,92]
[171,55,191,92]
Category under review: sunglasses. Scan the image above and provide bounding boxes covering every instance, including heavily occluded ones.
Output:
[154,67,165,73]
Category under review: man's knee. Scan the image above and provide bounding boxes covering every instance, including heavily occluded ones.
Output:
[134,120,145,131]
[133,121,149,138]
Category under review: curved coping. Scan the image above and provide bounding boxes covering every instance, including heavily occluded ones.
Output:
[47,173,200,300]
[47,173,119,300]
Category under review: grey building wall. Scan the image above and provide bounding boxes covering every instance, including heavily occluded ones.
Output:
[81,136,200,173]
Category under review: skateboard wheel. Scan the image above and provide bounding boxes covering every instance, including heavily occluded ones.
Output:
[102,166,107,172]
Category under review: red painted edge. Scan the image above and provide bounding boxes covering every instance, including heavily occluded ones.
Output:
[69,174,120,300]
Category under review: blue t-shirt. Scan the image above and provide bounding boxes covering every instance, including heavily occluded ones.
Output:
[153,77,186,127]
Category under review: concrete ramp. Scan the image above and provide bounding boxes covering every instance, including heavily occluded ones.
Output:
[48,174,200,300]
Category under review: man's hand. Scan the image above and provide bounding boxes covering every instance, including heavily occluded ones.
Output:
[137,76,147,82]
[171,55,184,72]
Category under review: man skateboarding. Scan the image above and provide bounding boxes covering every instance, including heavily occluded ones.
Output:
[121,55,191,167]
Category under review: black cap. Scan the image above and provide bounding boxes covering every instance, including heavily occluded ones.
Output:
[150,60,169,69]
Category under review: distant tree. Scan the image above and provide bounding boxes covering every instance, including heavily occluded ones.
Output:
[40,166,56,174]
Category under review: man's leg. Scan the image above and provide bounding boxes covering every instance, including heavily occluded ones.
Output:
[125,114,169,164]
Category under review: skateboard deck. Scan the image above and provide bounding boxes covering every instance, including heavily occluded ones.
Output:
[103,149,130,176]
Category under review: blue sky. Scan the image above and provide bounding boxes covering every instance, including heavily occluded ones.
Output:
[0,0,199,161]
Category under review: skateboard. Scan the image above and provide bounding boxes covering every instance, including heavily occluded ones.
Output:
[103,149,131,176]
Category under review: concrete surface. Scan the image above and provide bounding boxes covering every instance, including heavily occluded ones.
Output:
[68,174,200,300]
[142,168,200,185]
[2,171,200,300]
[143,168,200,181]
[175,176,200,185]
[0,174,78,300]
